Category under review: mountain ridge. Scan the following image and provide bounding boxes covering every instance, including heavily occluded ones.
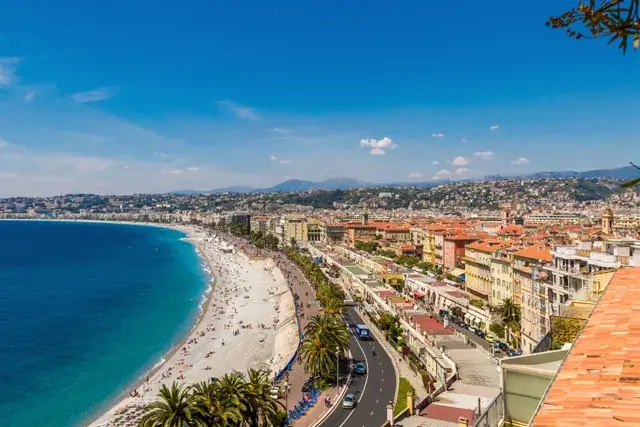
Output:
[171,165,637,194]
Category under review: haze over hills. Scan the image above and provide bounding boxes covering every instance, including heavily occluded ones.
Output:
[172,165,638,195]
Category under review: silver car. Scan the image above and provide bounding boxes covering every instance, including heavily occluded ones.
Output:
[342,393,356,409]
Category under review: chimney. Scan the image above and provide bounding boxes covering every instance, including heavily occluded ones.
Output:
[458,417,469,427]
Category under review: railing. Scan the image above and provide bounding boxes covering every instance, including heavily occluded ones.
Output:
[474,391,504,427]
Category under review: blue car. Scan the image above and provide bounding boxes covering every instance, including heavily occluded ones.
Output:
[354,362,367,375]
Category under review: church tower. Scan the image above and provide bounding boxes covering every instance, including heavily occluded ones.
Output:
[602,207,614,235]
[362,205,369,225]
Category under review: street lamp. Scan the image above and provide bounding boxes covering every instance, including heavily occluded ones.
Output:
[284,381,291,410]
[336,346,340,388]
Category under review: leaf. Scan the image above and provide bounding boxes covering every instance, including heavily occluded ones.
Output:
[620,176,640,187]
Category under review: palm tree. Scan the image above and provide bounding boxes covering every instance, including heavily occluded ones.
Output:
[498,298,520,324]
[139,382,194,427]
[243,369,282,427]
[321,297,347,317]
[189,381,242,427]
[300,314,350,378]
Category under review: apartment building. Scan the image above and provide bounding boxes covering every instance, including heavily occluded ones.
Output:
[443,233,480,271]
[490,249,514,307]
[512,245,553,353]
[464,240,509,305]
[284,216,308,246]
[318,223,345,245]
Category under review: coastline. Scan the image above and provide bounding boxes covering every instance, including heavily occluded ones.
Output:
[69,222,297,427]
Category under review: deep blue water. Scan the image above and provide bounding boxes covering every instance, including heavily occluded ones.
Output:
[0,221,209,427]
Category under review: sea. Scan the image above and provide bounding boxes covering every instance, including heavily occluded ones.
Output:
[0,220,210,427]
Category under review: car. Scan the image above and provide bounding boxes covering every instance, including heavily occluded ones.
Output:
[485,333,497,343]
[354,362,367,375]
[342,394,356,409]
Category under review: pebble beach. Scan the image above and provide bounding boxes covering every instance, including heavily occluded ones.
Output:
[88,225,299,427]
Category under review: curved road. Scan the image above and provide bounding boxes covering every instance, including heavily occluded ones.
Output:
[321,306,397,427]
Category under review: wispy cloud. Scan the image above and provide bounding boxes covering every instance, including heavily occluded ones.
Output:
[359,137,398,156]
[167,169,184,175]
[431,133,445,138]
[451,156,470,166]
[461,138,467,143]
[474,151,495,160]
[269,155,277,161]
[153,151,169,158]
[186,166,199,171]
[511,157,529,165]
[216,100,259,120]
[279,159,292,165]
[456,167,469,175]
[408,172,423,179]
[432,160,439,165]
[489,124,499,131]
[271,127,293,134]
[23,90,37,102]
[71,87,117,103]
[0,57,21,86]
[432,169,451,180]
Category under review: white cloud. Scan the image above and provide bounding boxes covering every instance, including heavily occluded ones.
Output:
[216,100,258,120]
[489,124,499,131]
[431,133,445,138]
[434,169,451,177]
[408,172,423,179]
[186,166,199,171]
[279,159,292,165]
[269,155,277,161]
[461,138,467,143]
[153,151,169,158]
[271,127,292,134]
[432,161,439,165]
[0,137,10,148]
[0,57,21,86]
[359,136,397,156]
[456,167,470,175]
[451,156,470,166]
[71,87,117,103]
[511,157,530,165]
[24,90,37,103]
[167,169,184,175]
[474,151,495,160]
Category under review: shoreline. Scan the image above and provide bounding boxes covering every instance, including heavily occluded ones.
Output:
[83,222,218,427]
[68,222,297,427]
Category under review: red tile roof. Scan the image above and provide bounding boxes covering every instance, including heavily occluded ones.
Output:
[532,268,640,427]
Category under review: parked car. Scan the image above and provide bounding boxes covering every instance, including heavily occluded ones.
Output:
[354,362,367,375]
[342,394,356,409]
[485,333,497,343]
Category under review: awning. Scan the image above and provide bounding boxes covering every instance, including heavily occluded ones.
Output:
[413,290,425,298]
[450,268,466,277]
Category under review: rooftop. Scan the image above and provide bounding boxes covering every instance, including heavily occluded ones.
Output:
[531,267,640,426]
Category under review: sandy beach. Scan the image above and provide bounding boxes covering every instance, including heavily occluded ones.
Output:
[88,226,299,427]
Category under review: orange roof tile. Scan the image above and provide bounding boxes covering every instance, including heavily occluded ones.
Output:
[514,244,552,263]
[532,268,640,427]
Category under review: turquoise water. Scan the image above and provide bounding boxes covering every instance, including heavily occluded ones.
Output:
[0,221,209,427]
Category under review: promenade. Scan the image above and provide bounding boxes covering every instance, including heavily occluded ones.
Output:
[225,236,347,427]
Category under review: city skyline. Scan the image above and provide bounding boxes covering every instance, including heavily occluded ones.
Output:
[1,0,639,197]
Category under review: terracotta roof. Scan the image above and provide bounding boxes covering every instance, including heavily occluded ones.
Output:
[532,268,640,427]
[514,244,553,263]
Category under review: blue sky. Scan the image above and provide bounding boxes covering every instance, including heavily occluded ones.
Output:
[0,0,639,196]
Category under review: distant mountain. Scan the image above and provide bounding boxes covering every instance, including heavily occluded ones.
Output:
[171,165,637,195]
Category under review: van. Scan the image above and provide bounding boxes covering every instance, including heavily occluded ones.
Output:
[344,299,356,306]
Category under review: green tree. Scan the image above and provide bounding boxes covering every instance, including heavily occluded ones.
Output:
[139,383,195,427]
[189,381,243,427]
[547,0,640,53]
[321,296,348,317]
[551,317,586,350]
[243,368,282,427]
[300,314,350,379]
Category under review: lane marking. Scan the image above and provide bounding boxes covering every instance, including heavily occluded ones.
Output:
[370,411,374,416]
[337,309,372,427]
